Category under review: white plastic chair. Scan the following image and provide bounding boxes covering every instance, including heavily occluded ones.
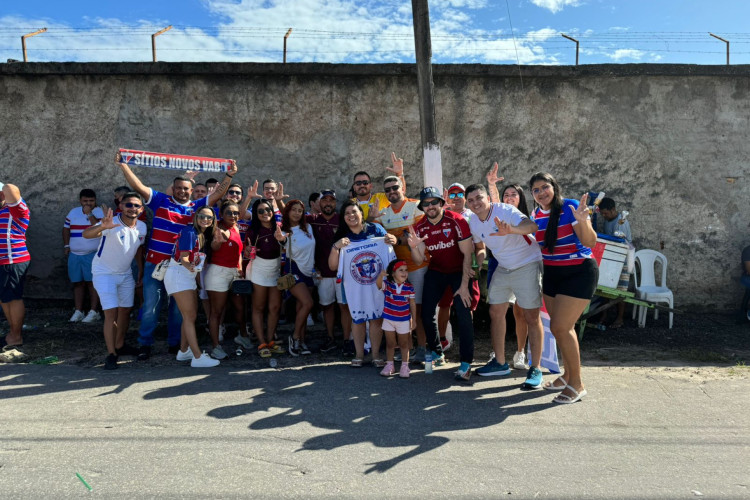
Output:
[632,249,674,328]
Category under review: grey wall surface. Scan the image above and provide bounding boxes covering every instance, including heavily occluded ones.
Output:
[1,62,748,309]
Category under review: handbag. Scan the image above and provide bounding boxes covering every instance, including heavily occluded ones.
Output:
[232,279,254,295]
[151,259,169,281]
[276,232,296,290]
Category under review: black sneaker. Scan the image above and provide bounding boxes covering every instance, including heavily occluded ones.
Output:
[104,353,118,370]
[342,339,355,357]
[288,336,300,357]
[137,345,151,361]
[320,338,338,353]
[116,344,140,357]
[167,344,180,355]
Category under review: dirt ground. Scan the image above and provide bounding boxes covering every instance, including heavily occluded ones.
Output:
[2,299,749,380]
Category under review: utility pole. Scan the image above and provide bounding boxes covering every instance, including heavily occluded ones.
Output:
[561,33,579,65]
[283,28,293,64]
[21,28,47,63]
[411,0,442,191]
[151,25,173,62]
[709,33,729,65]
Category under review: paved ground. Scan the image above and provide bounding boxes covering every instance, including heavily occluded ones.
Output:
[1,359,748,499]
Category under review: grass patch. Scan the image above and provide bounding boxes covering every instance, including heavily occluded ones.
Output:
[675,349,731,363]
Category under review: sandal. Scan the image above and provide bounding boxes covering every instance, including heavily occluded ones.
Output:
[268,342,284,354]
[351,358,363,368]
[372,358,386,368]
[257,344,271,358]
[543,377,567,392]
[553,386,587,404]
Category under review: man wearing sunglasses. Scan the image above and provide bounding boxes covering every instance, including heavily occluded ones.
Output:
[83,193,147,369]
[116,152,237,359]
[408,187,476,381]
[351,152,407,222]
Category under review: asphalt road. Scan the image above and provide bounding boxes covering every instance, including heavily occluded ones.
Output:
[0,361,747,499]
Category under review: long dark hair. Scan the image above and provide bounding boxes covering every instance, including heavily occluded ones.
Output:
[529,172,563,253]
[501,183,530,218]
[333,199,366,242]
[193,206,217,253]
[249,198,275,233]
[281,199,309,234]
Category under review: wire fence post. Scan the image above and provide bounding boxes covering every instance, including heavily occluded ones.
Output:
[283,28,293,64]
[561,33,579,65]
[709,33,729,65]
[151,25,173,62]
[21,28,47,62]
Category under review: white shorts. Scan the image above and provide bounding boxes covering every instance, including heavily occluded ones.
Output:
[318,277,344,306]
[204,264,239,292]
[164,261,198,295]
[93,273,135,310]
[488,260,543,309]
[382,317,411,334]
[250,256,280,288]
[407,266,428,304]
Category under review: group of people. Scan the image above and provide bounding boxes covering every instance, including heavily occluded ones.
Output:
[0,150,608,404]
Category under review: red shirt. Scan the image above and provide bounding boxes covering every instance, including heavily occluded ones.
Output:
[413,209,471,274]
[210,225,243,268]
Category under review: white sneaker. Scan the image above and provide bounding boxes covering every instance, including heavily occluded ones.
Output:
[191,353,220,368]
[512,351,526,370]
[306,314,314,326]
[69,310,85,322]
[176,348,195,362]
[218,324,226,342]
[211,345,228,360]
[82,310,101,323]
[234,335,254,350]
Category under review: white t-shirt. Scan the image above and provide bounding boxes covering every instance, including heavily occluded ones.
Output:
[91,216,147,275]
[336,237,395,323]
[288,225,316,277]
[470,202,542,270]
[64,206,105,255]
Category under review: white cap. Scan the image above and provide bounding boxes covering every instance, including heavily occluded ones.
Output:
[0,181,5,191]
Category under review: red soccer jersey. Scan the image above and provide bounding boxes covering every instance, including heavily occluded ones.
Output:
[413,209,471,274]
[210,225,243,268]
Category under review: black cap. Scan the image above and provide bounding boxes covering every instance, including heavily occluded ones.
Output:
[417,186,445,210]
[320,189,336,199]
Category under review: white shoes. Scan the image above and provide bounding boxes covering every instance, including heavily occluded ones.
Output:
[512,351,527,370]
[191,353,219,368]
[82,310,100,323]
[69,310,85,322]
[176,348,195,362]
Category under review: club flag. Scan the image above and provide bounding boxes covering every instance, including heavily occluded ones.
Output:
[119,148,232,173]
[528,300,561,374]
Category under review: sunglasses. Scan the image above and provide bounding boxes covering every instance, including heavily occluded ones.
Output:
[123,202,142,209]
[353,180,370,186]
[422,199,442,207]
[227,190,242,196]
[197,214,214,221]
[225,211,240,217]
[384,185,401,193]
[448,192,464,199]
[256,208,273,215]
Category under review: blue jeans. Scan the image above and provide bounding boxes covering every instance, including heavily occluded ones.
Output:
[421,269,475,364]
[138,261,183,347]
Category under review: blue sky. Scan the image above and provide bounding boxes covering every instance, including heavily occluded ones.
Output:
[1,0,747,65]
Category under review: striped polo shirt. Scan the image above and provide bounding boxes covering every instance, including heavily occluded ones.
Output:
[145,190,208,264]
[64,206,104,255]
[382,279,415,322]
[533,198,593,266]
[0,198,30,265]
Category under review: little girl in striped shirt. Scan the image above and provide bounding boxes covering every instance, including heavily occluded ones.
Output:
[376,260,416,378]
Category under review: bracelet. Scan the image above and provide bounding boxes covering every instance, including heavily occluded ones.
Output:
[64,245,70,248]
[226,174,234,178]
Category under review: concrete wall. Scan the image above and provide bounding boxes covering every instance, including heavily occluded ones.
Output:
[1,62,748,309]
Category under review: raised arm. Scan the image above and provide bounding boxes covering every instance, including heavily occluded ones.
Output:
[207,160,238,206]
[386,152,407,194]
[116,153,152,200]
[571,193,597,248]
[1,183,21,205]
[486,162,504,204]
[240,180,260,219]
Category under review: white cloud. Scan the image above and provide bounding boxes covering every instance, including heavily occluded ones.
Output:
[608,26,630,32]
[529,0,582,14]
[607,48,645,61]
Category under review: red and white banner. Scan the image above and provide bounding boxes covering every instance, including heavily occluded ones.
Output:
[119,148,232,173]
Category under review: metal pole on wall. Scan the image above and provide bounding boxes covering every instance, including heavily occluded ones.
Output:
[561,33,579,65]
[283,28,293,64]
[411,0,443,191]
[21,28,47,63]
[709,33,729,65]
[151,25,173,62]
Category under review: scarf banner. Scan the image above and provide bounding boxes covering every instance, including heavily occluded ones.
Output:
[119,148,232,173]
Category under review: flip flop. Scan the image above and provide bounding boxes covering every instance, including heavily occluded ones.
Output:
[0,348,29,363]
[553,386,587,404]
[543,376,567,392]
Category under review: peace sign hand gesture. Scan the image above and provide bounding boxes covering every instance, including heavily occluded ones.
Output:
[570,193,591,223]
[407,225,428,248]
[386,152,404,176]
[486,162,505,185]
[100,206,116,230]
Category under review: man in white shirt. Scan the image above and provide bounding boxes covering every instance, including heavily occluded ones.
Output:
[63,189,103,323]
[83,192,147,370]
[465,183,546,390]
